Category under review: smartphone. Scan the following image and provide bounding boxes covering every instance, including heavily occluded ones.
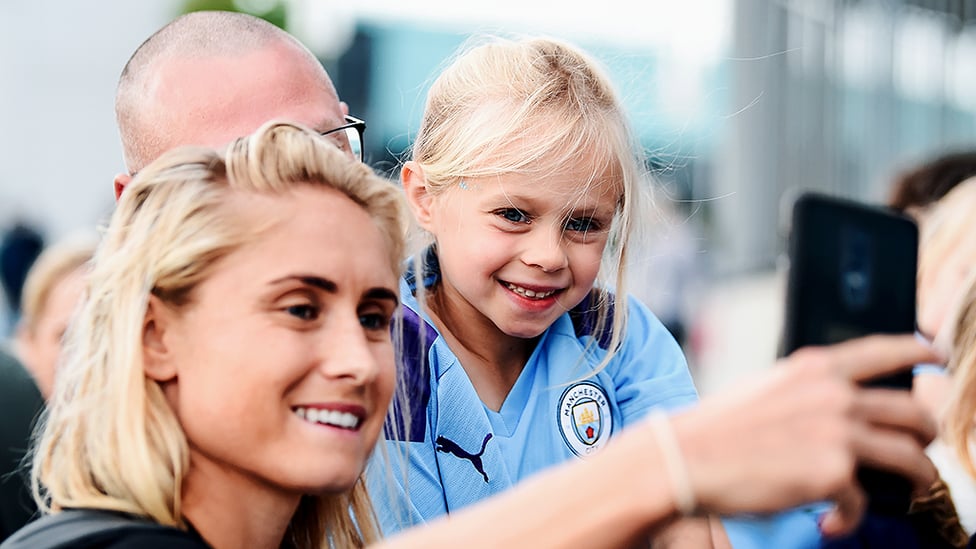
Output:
[780,192,918,515]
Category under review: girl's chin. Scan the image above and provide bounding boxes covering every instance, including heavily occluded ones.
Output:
[498,322,550,340]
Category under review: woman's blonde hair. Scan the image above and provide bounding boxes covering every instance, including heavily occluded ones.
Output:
[32,121,408,548]
[410,35,649,368]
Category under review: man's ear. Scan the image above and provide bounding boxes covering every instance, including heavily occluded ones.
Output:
[401,161,435,231]
[114,173,132,202]
[143,295,178,382]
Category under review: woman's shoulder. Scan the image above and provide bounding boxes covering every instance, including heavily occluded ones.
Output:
[0,509,209,549]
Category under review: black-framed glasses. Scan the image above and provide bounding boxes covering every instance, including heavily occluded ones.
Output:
[320,115,366,162]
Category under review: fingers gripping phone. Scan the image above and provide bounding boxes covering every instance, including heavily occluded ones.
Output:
[780,192,919,515]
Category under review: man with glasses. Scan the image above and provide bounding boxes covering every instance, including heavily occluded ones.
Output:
[321,115,366,162]
[112,10,366,199]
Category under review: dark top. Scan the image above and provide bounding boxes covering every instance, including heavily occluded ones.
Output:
[0,348,43,542]
[63,529,209,549]
[0,223,44,315]
[820,511,958,549]
[0,509,210,549]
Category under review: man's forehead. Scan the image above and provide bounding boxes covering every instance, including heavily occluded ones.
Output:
[149,46,333,110]
[141,46,342,154]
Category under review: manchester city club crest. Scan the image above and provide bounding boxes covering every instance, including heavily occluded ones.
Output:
[557,381,613,456]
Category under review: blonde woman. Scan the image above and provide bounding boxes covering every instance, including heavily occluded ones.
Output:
[1,121,939,549]
[11,121,401,548]
[0,236,94,543]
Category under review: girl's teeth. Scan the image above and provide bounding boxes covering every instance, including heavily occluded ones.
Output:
[294,407,360,429]
[505,283,555,299]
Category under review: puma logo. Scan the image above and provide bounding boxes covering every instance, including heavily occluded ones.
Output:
[436,433,493,483]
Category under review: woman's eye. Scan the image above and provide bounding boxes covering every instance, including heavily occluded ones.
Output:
[496,208,529,223]
[359,313,390,331]
[286,304,319,321]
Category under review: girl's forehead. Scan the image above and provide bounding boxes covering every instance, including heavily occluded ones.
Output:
[462,169,621,210]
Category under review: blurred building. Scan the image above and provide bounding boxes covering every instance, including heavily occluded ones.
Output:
[694,0,976,391]
[714,0,976,275]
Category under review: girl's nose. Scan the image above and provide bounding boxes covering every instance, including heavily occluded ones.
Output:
[521,222,569,273]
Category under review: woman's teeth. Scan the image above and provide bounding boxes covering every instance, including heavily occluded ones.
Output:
[294,407,361,429]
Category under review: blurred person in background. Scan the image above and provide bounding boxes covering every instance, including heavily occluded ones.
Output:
[1,235,95,543]
[0,222,45,336]
[626,196,704,355]
[817,156,976,548]
[883,152,976,422]
[0,348,42,543]
[888,150,976,221]
[14,235,96,399]
[884,151,976,537]
[914,180,976,536]
[939,224,976,547]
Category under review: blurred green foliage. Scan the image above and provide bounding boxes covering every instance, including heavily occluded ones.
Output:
[179,0,287,29]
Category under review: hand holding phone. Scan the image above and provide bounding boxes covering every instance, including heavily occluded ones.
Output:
[780,192,919,515]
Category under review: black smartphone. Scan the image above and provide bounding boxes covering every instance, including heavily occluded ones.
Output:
[780,192,918,515]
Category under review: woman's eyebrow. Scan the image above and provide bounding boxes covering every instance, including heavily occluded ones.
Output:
[270,275,338,293]
[364,287,399,307]
[270,275,399,306]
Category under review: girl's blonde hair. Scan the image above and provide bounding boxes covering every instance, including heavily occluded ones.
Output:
[32,120,408,548]
[410,35,649,367]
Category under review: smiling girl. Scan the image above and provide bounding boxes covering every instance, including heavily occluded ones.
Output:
[371,35,712,545]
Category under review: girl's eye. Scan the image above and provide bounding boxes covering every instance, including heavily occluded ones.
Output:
[496,208,529,224]
[566,217,598,233]
[359,313,390,331]
[286,304,319,321]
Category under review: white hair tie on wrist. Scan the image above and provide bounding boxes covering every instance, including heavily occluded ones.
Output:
[648,410,696,515]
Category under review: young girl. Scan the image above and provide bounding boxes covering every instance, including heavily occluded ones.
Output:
[371,35,711,544]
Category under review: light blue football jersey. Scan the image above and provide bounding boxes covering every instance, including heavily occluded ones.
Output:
[369,251,697,532]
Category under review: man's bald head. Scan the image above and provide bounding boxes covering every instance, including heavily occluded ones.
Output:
[115,11,346,176]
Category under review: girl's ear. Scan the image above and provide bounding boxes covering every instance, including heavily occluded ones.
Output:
[401,161,435,231]
[143,295,178,382]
